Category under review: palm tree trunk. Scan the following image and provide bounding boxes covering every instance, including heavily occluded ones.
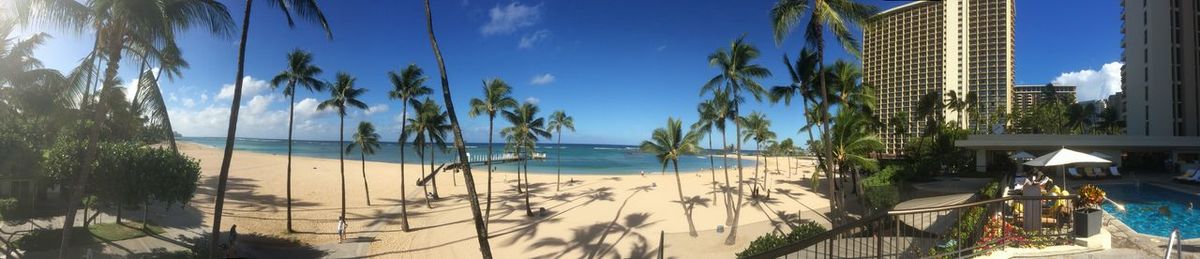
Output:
[726,83,745,245]
[673,160,696,237]
[524,157,533,216]
[420,144,431,208]
[399,104,410,231]
[430,144,437,197]
[515,146,523,194]
[754,142,761,196]
[484,117,494,229]
[339,116,346,218]
[210,1,253,255]
[813,30,841,224]
[556,133,562,192]
[59,27,125,257]
[361,152,371,206]
[707,131,716,202]
[423,0,494,256]
[721,127,733,227]
[287,91,296,232]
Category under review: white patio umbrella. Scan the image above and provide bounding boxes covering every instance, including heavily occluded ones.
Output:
[1024,148,1112,187]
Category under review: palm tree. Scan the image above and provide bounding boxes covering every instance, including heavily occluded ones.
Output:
[829,109,884,190]
[404,98,449,208]
[692,100,720,189]
[419,101,451,198]
[388,64,432,232]
[501,102,552,216]
[269,49,325,232]
[740,112,775,197]
[770,47,821,183]
[318,72,368,219]
[17,0,237,253]
[547,110,575,192]
[468,79,517,227]
[771,0,878,223]
[348,121,381,206]
[640,118,702,236]
[422,0,493,255]
[701,37,770,244]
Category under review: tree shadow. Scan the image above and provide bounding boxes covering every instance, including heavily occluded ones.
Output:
[197,176,321,213]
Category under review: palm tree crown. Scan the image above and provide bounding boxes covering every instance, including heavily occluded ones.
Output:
[348,121,381,156]
[469,79,518,119]
[640,118,702,171]
[548,111,575,137]
[271,49,325,96]
[501,102,552,153]
[318,72,368,115]
[388,64,433,108]
[702,36,771,104]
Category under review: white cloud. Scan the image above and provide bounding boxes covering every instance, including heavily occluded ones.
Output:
[530,73,555,85]
[171,96,336,139]
[294,98,333,120]
[182,98,196,108]
[246,95,275,114]
[480,2,541,36]
[1051,61,1123,101]
[216,76,272,100]
[364,104,389,115]
[200,93,209,102]
[525,97,540,104]
[656,45,668,52]
[518,29,551,49]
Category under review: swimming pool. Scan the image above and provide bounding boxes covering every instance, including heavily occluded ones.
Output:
[1100,183,1200,239]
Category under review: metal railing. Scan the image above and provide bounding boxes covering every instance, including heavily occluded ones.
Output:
[748,195,1078,259]
[1164,228,1182,259]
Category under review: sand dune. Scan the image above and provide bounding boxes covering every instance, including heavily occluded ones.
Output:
[180,141,830,258]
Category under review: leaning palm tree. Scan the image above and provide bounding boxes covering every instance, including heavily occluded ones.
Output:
[500,102,552,216]
[318,72,368,219]
[17,0,237,253]
[348,121,381,206]
[740,112,775,197]
[547,110,575,192]
[829,109,884,188]
[387,64,432,231]
[423,0,493,255]
[468,78,517,228]
[270,49,325,232]
[701,36,771,244]
[771,0,878,224]
[640,117,703,237]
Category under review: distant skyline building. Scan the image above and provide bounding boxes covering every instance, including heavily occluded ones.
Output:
[1011,84,1076,115]
[1121,0,1200,136]
[864,0,1016,155]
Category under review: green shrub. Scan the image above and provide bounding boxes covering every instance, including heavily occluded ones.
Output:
[736,222,826,258]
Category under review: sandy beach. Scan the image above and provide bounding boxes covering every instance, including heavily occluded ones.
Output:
[180,141,831,258]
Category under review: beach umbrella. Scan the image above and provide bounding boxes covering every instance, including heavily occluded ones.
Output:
[1024,148,1111,188]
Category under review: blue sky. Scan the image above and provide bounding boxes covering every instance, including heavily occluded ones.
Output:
[24,0,1123,146]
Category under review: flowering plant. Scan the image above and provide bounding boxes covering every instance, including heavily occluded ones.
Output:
[1076,184,1106,209]
[976,214,1027,253]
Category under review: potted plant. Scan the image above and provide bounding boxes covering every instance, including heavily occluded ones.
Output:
[1074,184,1106,237]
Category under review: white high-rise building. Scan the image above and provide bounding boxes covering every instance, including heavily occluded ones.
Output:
[1121,0,1200,137]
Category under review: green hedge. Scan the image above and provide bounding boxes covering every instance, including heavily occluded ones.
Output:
[736,221,827,258]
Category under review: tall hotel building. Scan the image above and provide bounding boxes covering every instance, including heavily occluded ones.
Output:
[864,0,1016,155]
[1121,0,1200,137]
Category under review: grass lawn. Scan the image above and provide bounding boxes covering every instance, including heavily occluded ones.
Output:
[16,221,165,251]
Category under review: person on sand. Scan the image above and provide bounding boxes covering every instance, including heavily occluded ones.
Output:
[337,216,348,243]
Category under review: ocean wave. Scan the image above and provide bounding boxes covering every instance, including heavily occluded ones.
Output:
[593,147,620,150]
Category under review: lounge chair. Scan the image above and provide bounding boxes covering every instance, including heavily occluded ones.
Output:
[1176,169,1198,181]
[1092,167,1107,178]
[1082,167,1101,178]
[1190,170,1200,183]
[1108,166,1122,177]
[1067,168,1084,179]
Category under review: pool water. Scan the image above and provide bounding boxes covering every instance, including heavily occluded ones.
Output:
[1100,183,1200,239]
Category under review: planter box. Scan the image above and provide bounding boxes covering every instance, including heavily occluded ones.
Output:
[1074,208,1102,237]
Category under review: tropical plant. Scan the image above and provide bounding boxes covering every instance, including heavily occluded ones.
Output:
[387,64,432,231]
[270,49,325,232]
[740,112,775,197]
[771,0,878,224]
[468,78,517,229]
[770,48,821,170]
[736,221,826,258]
[501,102,552,216]
[692,98,721,189]
[422,0,493,255]
[200,0,331,252]
[701,37,771,244]
[403,98,450,208]
[547,110,575,192]
[640,117,703,236]
[318,72,368,219]
[1076,184,1106,209]
[347,121,381,206]
[17,0,238,253]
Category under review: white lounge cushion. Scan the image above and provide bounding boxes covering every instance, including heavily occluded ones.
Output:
[1109,166,1121,176]
[1068,168,1083,178]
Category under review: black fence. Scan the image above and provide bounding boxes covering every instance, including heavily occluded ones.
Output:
[747,195,1078,259]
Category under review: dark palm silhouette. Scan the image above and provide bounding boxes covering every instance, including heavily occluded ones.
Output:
[403,98,449,209]
[548,110,575,192]
[468,78,518,229]
[423,0,493,255]
[270,49,326,232]
[318,72,368,219]
[387,64,432,232]
[348,121,381,206]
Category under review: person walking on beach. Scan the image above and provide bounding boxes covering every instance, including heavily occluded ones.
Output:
[227,225,238,257]
[337,216,348,243]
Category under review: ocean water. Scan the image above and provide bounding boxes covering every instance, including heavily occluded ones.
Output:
[181,137,757,175]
